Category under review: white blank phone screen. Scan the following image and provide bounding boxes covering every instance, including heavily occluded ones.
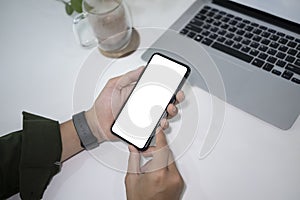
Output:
[112,54,187,149]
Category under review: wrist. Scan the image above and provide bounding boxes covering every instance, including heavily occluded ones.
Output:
[85,109,106,144]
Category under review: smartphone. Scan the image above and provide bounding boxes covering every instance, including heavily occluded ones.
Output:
[111,53,191,150]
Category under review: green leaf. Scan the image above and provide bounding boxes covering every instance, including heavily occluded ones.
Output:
[71,0,83,13]
[65,3,74,15]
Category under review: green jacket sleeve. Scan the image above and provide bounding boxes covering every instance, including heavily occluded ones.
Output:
[0,112,62,200]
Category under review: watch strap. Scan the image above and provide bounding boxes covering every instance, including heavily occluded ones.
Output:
[72,111,99,150]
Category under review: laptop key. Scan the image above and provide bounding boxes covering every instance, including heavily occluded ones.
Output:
[217,36,226,43]
[202,30,210,36]
[237,22,246,28]
[220,23,229,29]
[250,22,259,27]
[187,32,196,38]
[267,56,277,64]
[259,25,267,30]
[272,69,281,76]
[279,45,288,52]
[258,53,268,60]
[286,64,300,75]
[267,48,277,56]
[253,35,262,42]
[225,39,234,46]
[196,15,206,21]
[277,32,285,37]
[233,36,243,42]
[244,32,253,39]
[291,77,300,84]
[209,33,218,40]
[207,12,215,17]
[258,45,268,52]
[286,35,294,40]
[267,28,276,33]
[242,19,251,24]
[295,59,300,67]
[250,42,259,49]
[276,52,286,59]
[202,38,213,46]
[282,70,293,80]
[270,35,279,41]
[285,56,296,63]
[228,26,237,32]
[180,29,188,35]
[287,49,297,56]
[212,42,254,63]
[276,60,287,68]
[186,24,202,33]
[194,35,203,42]
[233,42,242,50]
[213,21,222,26]
[261,32,271,38]
[261,39,271,45]
[190,19,204,28]
[252,58,265,68]
[221,17,230,23]
[279,38,288,45]
[218,29,227,35]
[250,49,259,56]
[263,63,274,71]
[211,27,219,32]
[242,39,251,45]
[229,20,238,26]
[241,46,250,53]
[253,28,262,35]
[245,26,254,32]
[287,41,297,48]
[270,42,279,49]
[214,14,222,20]
[236,29,245,36]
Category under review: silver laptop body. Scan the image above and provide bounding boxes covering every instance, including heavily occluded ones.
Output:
[142,0,300,130]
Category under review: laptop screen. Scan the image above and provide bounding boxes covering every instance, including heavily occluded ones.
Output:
[230,0,300,24]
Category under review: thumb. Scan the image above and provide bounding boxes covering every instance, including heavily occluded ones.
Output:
[127,145,141,174]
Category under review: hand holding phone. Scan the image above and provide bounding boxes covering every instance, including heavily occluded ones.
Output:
[111,53,191,150]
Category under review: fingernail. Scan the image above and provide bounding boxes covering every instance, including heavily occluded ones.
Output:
[172,107,177,113]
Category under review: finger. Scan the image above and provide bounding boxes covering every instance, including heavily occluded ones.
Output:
[148,129,170,171]
[117,66,145,89]
[166,104,178,119]
[127,145,141,174]
[175,90,185,105]
[155,127,168,148]
[141,147,155,157]
[160,118,169,130]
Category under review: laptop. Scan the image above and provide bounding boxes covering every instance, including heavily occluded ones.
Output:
[142,0,300,130]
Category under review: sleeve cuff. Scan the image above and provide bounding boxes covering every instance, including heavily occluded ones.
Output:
[19,112,62,200]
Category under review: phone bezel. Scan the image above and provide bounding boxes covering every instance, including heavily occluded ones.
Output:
[110,52,191,151]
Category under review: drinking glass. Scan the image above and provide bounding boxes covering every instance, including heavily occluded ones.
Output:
[73,0,132,53]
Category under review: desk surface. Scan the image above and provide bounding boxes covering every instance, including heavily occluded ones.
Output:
[1,0,300,200]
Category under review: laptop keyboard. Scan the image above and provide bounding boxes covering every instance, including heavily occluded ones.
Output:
[179,6,300,85]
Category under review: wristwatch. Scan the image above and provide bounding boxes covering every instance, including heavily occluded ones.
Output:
[72,111,99,150]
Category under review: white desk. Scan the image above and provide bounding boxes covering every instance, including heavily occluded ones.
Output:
[1,0,300,200]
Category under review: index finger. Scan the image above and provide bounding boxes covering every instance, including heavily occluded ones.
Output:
[117,66,145,89]
[147,128,170,171]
